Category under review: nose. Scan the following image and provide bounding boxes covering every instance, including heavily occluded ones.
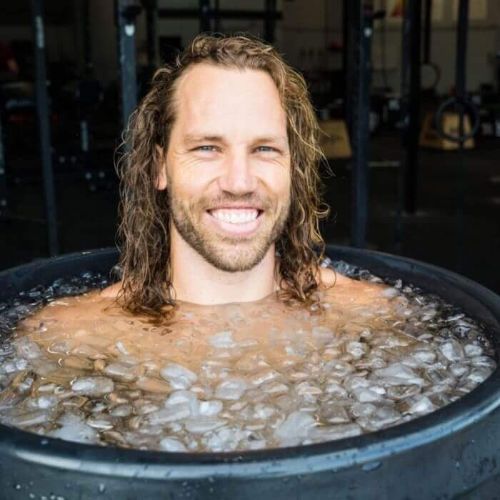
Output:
[217,151,258,195]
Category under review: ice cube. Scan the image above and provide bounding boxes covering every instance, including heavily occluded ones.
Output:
[261,382,289,395]
[249,369,280,386]
[372,363,425,386]
[50,413,98,444]
[406,396,436,415]
[71,376,114,396]
[464,344,483,358]
[274,411,316,445]
[309,423,362,441]
[449,363,469,378]
[319,402,350,424]
[110,404,133,417]
[199,400,223,416]
[160,437,187,452]
[345,341,368,359]
[324,360,354,378]
[467,367,493,384]
[14,338,42,359]
[382,287,399,299]
[160,363,197,390]
[147,404,191,425]
[34,395,58,409]
[253,403,277,420]
[184,416,227,434]
[165,390,199,415]
[12,410,48,427]
[86,415,114,430]
[209,331,236,349]
[215,378,248,400]
[323,381,348,398]
[352,387,385,403]
[103,362,140,382]
[440,340,465,362]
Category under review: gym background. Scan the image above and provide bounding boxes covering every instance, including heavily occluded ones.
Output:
[0,0,499,293]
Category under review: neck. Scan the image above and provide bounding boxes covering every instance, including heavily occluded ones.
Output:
[170,229,278,306]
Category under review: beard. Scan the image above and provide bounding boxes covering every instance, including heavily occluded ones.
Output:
[168,190,290,272]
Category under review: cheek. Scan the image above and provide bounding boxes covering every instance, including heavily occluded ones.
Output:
[169,168,211,200]
[269,167,291,199]
[256,158,290,185]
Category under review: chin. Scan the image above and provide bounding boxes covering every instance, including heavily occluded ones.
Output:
[202,245,270,273]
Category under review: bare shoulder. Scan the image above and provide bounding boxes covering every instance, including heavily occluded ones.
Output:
[100,281,122,299]
[19,294,90,330]
[319,267,359,288]
[20,288,118,331]
[320,267,393,307]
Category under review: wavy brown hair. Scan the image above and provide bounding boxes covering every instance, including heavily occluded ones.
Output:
[116,33,330,320]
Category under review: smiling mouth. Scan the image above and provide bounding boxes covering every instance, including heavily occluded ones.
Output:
[208,208,263,224]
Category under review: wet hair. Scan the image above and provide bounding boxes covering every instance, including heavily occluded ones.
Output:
[116,33,329,320]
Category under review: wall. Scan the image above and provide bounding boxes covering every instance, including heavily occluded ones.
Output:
[279,0,500,94]
[87,0,117,82]
[0,0,499,93]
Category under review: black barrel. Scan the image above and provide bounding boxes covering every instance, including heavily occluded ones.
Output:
[0,245,499,500]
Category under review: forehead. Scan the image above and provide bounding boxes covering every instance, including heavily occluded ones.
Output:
[171,63,287,135]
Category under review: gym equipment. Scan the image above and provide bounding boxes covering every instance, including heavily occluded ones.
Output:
[344,1,375,248]
[318,119,352,159]
[31,0,59,256]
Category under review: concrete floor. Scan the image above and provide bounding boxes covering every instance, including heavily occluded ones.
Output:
[1,133,499,294]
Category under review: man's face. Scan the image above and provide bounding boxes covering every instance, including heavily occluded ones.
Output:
[161,63,291,272]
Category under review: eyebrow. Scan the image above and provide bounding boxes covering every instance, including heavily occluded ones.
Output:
[183,134,288,147]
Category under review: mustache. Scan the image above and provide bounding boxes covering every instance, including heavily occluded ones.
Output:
[198,193,273,210]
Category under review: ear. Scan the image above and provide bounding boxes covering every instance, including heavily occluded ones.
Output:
[155,145,168,191]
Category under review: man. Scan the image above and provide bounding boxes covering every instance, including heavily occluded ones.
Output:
[103,33,376,318]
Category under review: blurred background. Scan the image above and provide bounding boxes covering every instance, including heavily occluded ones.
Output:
[0,0,499,293]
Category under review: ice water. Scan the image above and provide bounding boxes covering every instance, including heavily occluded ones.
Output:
[0,264,495,452]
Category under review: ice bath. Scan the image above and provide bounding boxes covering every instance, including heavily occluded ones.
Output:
[0,255,495,454]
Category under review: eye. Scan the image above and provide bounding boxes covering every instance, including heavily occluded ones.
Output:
[194,145,219,152]
[255,145,279,153]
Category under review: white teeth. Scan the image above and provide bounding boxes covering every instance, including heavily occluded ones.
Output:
[211,209,259,224]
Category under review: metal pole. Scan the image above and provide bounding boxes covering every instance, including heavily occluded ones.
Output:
[0,115,6,215]
[455,0,469,118]
[423,0,432,64]
[455,0,469,272]
[401,0,421,215]
[342,0,352,133]
[350,1,373,248]
[83,0,92,72]
[116,0,140,131]
[199,0,211,32]
[264,0,277,43]
[31,0,59,256]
